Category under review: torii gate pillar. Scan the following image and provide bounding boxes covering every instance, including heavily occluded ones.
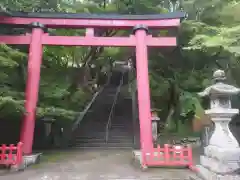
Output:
[133,25,153,154]
[20,22,44,155]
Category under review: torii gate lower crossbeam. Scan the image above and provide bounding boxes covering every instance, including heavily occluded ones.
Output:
[0,12,185,168]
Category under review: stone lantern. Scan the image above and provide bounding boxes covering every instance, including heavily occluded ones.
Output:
[41,117,56,138]
[194,69,240,180]
[151,109,160,145]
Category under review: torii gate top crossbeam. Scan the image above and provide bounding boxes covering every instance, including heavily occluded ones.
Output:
[0,11,186,29]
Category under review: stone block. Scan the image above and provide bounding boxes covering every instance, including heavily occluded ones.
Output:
[200,155,240,174]
[23,153,42,167]
[204,145,240,162]
[196,165,240,180]
[189,174,203,180]
[10,153,42,171]
[132,150,142,164]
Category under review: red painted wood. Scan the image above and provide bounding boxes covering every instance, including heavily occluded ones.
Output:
[0,142,23,165]
[0,35,176,47]
[135,29,153,166]
[44,35,135,46]
[0,17,180,29]
[144,144,193,168]
[20,27,43,155]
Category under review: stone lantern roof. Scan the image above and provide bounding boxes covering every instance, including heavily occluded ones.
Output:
[198,69,240,97]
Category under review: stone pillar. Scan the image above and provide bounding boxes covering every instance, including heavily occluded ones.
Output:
[195,69,240,180]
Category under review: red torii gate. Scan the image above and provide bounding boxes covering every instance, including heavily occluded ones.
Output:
[0,11,187,167]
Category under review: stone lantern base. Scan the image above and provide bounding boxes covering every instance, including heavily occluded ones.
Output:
[191,145,240,180]
[195,165,240,180]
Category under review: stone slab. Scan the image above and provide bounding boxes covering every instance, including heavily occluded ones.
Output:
[23,153,42,166]
[204,145,240,162]
[196,165,240,180]
[200,155,240,174]
[132,150,143,165]
[10,153,42,171]
[189,174,204,180]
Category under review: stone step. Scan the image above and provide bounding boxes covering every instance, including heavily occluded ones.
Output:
[81,121,108,124]
[77,126,107,131]
[78,123,107,127]
[73,142,133,148]
[110,128,133,131]
[78,127,106,131]
[74,138,132,144]
[77,134,132,139]
[74,133,132,139]
[76,127,132,133]
[98,95,116,99]
[75,129,133,136]
[81,121,107,124]
[111,122,131,125]
[108,132,132,135]
[110,128,132,131]
[111,122,133,125]
[73,135,131,142]
[110,125,129,128]
[107,136,132,139]
[108,135,133,139]
[77,130,106,134]
[110,126,132,129]
[74,134,106,139]
[107,140,133,144]
[100,90,118,95]
[73,138,106,143]
[74,133,106,137]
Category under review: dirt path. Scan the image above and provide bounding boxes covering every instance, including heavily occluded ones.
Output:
[0,149,196,180]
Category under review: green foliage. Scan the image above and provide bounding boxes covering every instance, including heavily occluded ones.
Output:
[184,24,240,56]
[0,96,24,119]
[0,44,26,67]
[37,106,78,122]
[179,92,197,114]
[182,0,240,55]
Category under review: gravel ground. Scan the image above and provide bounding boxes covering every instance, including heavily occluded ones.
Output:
[0,149,199,180]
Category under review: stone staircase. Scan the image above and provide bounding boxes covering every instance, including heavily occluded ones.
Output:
[106,120,134,148]
[70,71,135,148]
[71,85,119,148]
[105,98,134,148]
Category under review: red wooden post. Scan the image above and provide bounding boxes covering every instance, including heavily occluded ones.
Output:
[16,142,23,165]
[9,144,14,163]
[0,144,6,163]
[187,145,193,166]
[164,144,170,164]
[20,22,45,155]
[133,25,153,159]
